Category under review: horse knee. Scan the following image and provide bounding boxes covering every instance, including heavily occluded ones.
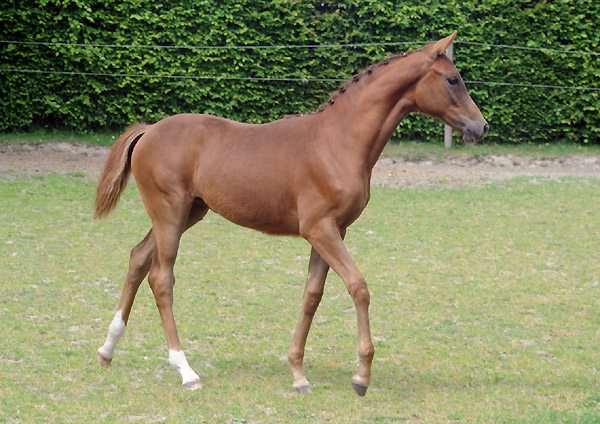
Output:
[148,269,174,303]
[303,289,323,316]
[348,278,370,306]
[129,245,152,274]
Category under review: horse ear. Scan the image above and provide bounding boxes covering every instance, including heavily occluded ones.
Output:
[427,31,457,58]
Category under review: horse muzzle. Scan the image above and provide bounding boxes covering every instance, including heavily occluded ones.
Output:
[462,119,489,143]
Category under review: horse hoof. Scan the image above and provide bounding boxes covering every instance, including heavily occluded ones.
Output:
[351,382,368,397]
[97,352,112,367]
[293,384,312,394]
[183,379,203,391]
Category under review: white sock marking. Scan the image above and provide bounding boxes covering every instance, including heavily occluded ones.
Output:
[98,310,126,360]
[169,349,200,385]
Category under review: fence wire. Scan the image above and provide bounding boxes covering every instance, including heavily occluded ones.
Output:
[2,68,599,91]
[1,39,599,55]
[1,38,598,91]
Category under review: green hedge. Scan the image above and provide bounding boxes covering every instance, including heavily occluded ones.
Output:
[1,0,598,144]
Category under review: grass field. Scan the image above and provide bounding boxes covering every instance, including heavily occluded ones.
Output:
[1,173,599,423]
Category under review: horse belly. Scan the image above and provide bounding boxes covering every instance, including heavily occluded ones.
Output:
[185,114,307,235]
[195,172,300,236]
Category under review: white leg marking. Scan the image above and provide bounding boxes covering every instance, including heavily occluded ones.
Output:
[98,310,126,360]
[169,349,200,385]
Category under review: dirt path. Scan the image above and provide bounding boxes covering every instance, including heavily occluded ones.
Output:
[1,142,600,189]
[372,154,600,188]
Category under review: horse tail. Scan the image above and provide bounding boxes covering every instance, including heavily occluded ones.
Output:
[94,123,150,220]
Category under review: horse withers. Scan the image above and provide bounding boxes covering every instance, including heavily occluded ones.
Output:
[95,32,488,396]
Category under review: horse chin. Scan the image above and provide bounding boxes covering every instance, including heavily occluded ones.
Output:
[462,133,478,145]
[462,127,486,144]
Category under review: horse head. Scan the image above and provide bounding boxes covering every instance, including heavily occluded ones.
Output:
[413,32,489,143]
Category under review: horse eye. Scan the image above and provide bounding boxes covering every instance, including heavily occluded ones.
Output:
[447,76,459,86]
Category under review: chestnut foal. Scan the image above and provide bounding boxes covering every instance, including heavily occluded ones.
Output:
[95,32,488,396]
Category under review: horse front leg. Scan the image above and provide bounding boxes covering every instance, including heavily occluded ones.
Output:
[302,221,374,397]
[288,247,329,393]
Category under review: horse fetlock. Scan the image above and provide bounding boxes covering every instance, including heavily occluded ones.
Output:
[168,350,201,388]
[98,310,126,362]
[292,372,311,392]
[359,343,375,363]
[287,345,304,365]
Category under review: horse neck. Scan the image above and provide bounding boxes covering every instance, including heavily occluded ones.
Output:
[320,53,430,171]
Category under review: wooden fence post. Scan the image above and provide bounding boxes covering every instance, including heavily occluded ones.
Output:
[444,42,454,149]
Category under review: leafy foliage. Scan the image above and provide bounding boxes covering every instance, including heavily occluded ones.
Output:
[1,0,598,143]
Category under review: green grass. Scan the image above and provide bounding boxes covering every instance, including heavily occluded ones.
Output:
[382,140,600,162]
[0,130,119,146]
[1,174,599,423]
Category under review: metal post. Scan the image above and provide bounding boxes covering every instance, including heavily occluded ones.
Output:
[444,43,454,149]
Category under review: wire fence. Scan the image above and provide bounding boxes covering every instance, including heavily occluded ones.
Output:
[1,38,599,91]
[2,39,599,55]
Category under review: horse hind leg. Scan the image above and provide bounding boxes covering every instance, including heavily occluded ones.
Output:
[97,201,208,382]
[148,201,208,390]
[98,229,155,366]
[288,247,329,393]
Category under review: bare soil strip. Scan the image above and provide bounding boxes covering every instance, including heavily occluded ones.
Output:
[2,142,600,189]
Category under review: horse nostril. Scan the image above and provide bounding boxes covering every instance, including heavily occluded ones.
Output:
[483,122,489,136]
